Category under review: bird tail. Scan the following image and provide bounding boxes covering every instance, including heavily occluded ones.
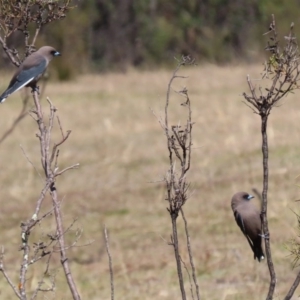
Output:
[253,239,265,262]
[245,234,265,262]
[0,91,9,103]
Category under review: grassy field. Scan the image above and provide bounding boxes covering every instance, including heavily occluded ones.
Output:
[0,64,300,299]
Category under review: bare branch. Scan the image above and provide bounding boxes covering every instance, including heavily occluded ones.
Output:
[0,95,29,144]
[0,247,22,299]
[181,208,200,300]
[104,225,114,300]
[20,144,43,180]
[55,163,80,177]
[161,56,197,300]
[242,15,300,299]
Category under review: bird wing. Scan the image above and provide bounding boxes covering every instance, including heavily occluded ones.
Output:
[14,59,47,89]
[234,210,246,234]
[1,58,47,100]
[234,209,256,253]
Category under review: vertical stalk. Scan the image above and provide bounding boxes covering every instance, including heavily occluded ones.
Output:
[181,208,200,300]
[284,272,300,300]
[261,114,276,299]
[171,214,186,300]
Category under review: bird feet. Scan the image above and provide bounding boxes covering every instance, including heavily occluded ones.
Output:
[259,233,269,240]
[31,85,40,95]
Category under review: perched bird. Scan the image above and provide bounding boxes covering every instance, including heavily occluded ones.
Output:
[0,46,61,102]
[231,191,265,262]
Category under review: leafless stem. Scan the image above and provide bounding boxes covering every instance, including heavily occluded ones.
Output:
[160,56,197,300]
[180,256,194,300]
[50,188,81,300]
[0,35,20,66]
[104,225,114,300]
[261,114,276,299]
[171,216,186,300]
[284,271,300,300]
[0,77,49,146]
[181,208,200,300]
[20,144,43,180]
[243,15,300,299]
[0,96,29,144]
[19,224,30,299]
[34,181,53,217]
[31,90,81,299]
[0,247,22,299]
[55,163,80,177]
[30,26,41,48]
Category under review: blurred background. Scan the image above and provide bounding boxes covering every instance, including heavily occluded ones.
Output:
[2,0,300,78]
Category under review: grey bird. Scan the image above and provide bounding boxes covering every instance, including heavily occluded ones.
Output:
[231,191,265,262]
[0,46,61,102]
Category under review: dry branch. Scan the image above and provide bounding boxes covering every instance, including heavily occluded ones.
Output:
[0,1,81,299]
[104,225,115,300]
[243,15,300,300]
[31,91,81,299]
[0,247,21,299]
[158,56,200,300]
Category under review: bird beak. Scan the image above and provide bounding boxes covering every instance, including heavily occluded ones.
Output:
[54,51,61,56]
[247,194,254,200]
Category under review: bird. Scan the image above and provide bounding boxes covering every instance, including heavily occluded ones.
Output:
[231,191,265,262]
[0,46,61,103]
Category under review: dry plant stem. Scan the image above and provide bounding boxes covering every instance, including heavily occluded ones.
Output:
[32,91,81,299]
[0,96,29,144]
[0,248,22,299]
[163,56,196,300]
[0,79,48,146]
[181,208,200,300]
[0,35,20,66]
[284,272,300,300]
[0,267,21,299]
[171,215,186,300]
[34,181,52,216]
[180,256,194,300]
[261,114,276,300]
[104,225,115,300]
[19,229,30,300]
[50,188,81,300]
[243,16,300,299]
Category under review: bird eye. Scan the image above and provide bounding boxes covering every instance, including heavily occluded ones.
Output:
[243,194,254,200]
[51,50,61,56]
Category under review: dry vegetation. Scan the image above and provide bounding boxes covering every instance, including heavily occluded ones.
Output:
[0,64,299,299]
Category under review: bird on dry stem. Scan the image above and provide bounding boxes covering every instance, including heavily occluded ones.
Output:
[231,191,265,262]
[0,46,61,103]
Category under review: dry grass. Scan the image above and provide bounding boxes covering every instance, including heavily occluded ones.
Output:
[0,64,300,299]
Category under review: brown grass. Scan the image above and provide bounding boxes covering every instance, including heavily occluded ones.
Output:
[0,64,300,299]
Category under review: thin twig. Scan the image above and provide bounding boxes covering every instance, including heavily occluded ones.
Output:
[104,225,115,300]
[181,208,200,300]
[0,95,29,145]
[180,256,194,300]
[50,187,81,300]
[55,163,80,177]
[20,144,43,180]
[0,247,22,299]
